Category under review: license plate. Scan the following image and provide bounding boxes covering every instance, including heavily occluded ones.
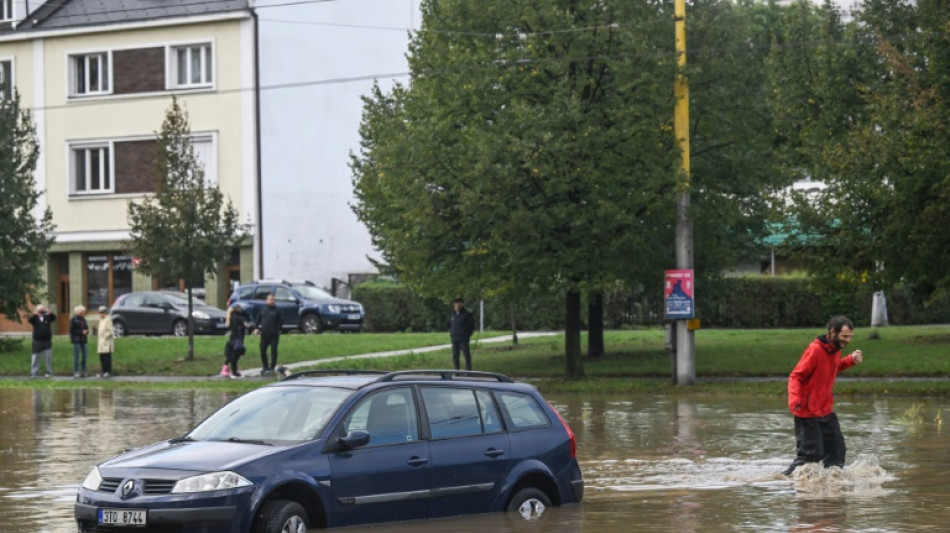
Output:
[347,314,361,320]
[98,508,147,526]
[216,322,228,328]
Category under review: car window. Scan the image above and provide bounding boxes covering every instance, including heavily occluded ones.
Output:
[422,387,494,439]
[252,286,273,300]
[142,293,164,307]
[164,292,208,307]
[187,386,352,444]
[275,287,295,302]
[495,391,550,430]
[293,285,334,300]
[476,389,504,434]
[236,286,254,299]
[120,294,144,307]
[343,388,418,446]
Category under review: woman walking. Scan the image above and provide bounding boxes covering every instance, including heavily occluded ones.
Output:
[96,306,115,377]
[70,305,89,378]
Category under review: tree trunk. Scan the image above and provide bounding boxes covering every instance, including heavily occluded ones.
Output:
[565,290,585,379]
[588,291,604,357]
[510,303,518,345]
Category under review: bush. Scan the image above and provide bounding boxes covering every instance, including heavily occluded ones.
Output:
[0,336,24,353]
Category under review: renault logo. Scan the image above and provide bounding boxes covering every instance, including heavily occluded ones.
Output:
[121,480,135,498]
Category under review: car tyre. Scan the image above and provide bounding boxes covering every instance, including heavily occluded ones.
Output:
[112,320,126,338]
[255,499,309,533]
[300,314,323,334]
[507,487,551,520]
[172,319,188,337]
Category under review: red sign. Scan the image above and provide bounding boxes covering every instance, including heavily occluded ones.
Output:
[664,269,694,319]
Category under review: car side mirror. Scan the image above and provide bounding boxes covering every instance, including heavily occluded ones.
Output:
[338,430,370,450]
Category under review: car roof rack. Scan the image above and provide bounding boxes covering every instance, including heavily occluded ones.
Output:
[280,370,387,382]
[375,370,514,383]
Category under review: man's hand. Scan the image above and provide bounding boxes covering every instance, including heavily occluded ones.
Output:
[852,349,863,363]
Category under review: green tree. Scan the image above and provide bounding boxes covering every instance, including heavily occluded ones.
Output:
[0,89,55,320]
[127,97,245,360]
[353,0,679,378]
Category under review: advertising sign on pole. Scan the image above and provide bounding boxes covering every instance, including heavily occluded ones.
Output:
[664,269,694,319]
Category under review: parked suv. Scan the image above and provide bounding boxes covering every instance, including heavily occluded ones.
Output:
[75,370,584,532]
[228,280,364,334]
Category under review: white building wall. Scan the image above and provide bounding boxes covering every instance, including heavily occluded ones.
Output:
[256,0,420,289]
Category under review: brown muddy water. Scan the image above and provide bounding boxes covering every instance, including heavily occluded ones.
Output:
[0,388,947,532]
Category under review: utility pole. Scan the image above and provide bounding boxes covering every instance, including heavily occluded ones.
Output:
[673,0,695,385]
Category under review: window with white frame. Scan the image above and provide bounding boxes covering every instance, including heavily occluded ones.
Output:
[190,134,217,186]
[1,0,13,22]
[69,52,110,96]
[172,44,213,88]
[71,144,113,195]
[0,60,11,100]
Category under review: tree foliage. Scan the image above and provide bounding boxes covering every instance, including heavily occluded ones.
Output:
[127,97,245,358]
[352,0,789,377]
[0,89,55,320]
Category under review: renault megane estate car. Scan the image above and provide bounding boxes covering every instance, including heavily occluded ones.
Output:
[74,370,584,532]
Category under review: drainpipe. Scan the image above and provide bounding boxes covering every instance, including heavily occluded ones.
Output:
[250,3,264,279]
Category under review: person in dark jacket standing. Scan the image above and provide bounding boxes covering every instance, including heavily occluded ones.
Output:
[69,305,90,378]
[28,304,56,378]
[256,293,284,374]
[449,298,475,370]
[783,315,864,476]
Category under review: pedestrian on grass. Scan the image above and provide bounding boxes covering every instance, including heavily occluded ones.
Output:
[28,304,56,378]
[784,315,864,476]
[449,298,475,371]
[96,306,114,377]
[256,293,284,375]
[223,304,250,378]
[69,305,89,378]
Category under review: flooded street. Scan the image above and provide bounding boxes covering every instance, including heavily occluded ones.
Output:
[1,387,947,531]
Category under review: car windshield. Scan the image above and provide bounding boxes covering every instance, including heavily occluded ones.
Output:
[292,285,334,300]
[187,386,352,445]
[163,292,209,307]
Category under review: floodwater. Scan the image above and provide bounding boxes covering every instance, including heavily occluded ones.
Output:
[1,387,947,532]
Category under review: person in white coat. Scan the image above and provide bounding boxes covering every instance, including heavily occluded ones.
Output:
[96,306,115,377]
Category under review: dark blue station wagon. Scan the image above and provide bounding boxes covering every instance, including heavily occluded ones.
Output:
[74,370,584,532]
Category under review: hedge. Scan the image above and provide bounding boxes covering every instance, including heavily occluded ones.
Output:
[351,278,950,332]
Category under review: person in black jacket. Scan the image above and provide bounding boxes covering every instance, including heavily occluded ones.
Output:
[256,293,284,375]
[69,305,89,378]
[449,298,475,370]
[223,304,251,378]
[28,305,56,378]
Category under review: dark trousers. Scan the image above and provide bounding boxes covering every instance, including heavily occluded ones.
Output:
[224,342,241,373]
[452,340,472,370]
[99,353,112,374]
[260,334,280,369]
[786,413,846,474]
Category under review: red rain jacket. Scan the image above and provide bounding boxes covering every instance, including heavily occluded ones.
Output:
[788,335,857,418]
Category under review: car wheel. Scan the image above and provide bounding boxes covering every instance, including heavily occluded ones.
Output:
[507,487,551,520]
[112,320,126,338]
[172,319,188,337]
[300,314,323,334]
[255,499,308,533]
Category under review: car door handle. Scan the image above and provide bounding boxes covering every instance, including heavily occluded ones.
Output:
[406,456,429,467]
[484,448,505,458]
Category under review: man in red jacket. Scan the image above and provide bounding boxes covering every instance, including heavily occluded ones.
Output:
[783,315,864,476]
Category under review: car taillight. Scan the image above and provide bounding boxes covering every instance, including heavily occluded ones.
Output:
[548,401,576,459]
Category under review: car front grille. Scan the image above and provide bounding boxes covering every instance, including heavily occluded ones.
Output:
[98,478,176,494]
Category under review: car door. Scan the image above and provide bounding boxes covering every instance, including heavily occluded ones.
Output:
[273,286,300,328]
[422,386,511,518]
[114,293,147,333]
[326,387,430,528]
[141,293,175,333]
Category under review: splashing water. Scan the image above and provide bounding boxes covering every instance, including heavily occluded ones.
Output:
[790,455,895,497]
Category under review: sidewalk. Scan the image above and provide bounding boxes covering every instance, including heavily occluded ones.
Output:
[240,331,557,378]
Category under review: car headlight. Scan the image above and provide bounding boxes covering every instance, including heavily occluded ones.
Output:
[191,310,210,320]
[326,305,341,314]
[82,467,102,490]
[171,471,252,493]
